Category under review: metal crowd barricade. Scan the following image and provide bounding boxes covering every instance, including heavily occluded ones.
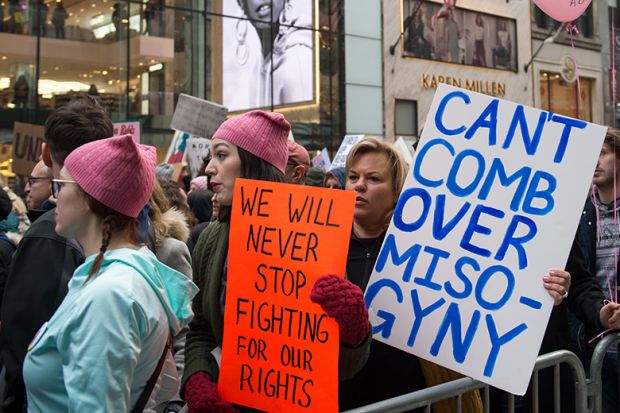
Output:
[588,332,620,413]
[342,350,589,413]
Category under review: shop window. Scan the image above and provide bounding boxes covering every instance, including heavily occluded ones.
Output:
[395,99,418,137]
[610,3,620,30]
[402,0,518,72]
[0,0,345,159]
[540,71,592,122]
[534,6,550,30]
[536,5,593,38]
[574,5,593,38]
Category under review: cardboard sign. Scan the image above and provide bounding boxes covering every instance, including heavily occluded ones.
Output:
[330,135,364,169]
[219,179,355,412]
[364,84,606,395]
[113,121,141,143]
[12,122,44,175]
[187,137,211,178]
[311,148,331,171]
[170,93,227,138]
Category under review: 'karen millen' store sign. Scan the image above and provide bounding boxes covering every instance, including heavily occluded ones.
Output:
[420,74,506,97]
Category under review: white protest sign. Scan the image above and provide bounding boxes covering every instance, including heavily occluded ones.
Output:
[330,135,364,169]
[170,94,228,138]
[394,137,415,167]
[312,148,331,171]
[364,84,606,395]
[187,137,211,178]
[113,121,141,143]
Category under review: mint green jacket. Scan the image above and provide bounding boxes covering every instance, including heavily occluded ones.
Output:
[23,247,198,413]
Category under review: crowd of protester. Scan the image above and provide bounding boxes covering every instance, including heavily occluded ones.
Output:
[0,95,617,412]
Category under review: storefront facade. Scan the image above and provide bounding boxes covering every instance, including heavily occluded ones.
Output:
[383,0,533,142]
[0,0,348,159]
[530,2,604,125]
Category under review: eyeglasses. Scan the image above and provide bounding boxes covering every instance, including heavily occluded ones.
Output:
[27,176,51,186]
[51,179,77,198]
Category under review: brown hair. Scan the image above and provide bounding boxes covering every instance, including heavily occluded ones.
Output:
[217,146,286,222]
[83,193,138,280]
[604,128,620,155]
[44,95,113,167]
[158,179,197,227]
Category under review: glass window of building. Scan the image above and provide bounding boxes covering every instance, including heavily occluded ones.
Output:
[540,71,592,122]
[535,5,593,38]
[0,0,346,167]
[394,99,417,137]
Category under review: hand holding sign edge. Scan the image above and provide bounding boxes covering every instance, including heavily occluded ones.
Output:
[311,274,370,346]
[543,269,571,306]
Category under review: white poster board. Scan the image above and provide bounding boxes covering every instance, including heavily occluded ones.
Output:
[170,94,227,139]
[187,137,211,178]
[394,136,415,167]
[330,135,364,169]
[113,121,141,143]
[312,148,331,171]
[364,84,606,395]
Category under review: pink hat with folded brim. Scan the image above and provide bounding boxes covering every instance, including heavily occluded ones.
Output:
[64,134,157,218]
[212,110,290,173]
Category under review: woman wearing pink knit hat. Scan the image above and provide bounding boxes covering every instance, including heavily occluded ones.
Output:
[23,134,198,413]
[182,110,371,412]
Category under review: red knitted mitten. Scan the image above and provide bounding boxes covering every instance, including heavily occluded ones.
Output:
[310,274,370,346]
[184,372,240,413]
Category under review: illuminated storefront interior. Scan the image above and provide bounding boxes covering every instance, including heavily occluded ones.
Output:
[0,0,345,154]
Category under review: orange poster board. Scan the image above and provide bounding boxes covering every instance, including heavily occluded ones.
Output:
[219,179,355,413]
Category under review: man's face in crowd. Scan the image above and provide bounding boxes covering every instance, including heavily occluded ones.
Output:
[25,161,52,210]
[593,142,620,189]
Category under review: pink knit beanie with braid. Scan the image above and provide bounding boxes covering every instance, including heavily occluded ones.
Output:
[213,110,290,173]
[64,134,156,218]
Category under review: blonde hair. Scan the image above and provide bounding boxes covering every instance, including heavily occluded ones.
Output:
[345,137,408,200]
[148,180,171,244]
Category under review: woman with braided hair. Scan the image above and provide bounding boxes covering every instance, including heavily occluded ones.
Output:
[23,134,198,412]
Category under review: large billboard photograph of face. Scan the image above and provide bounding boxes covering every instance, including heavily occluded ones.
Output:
[402,0,518,72]
[223,0,314,112]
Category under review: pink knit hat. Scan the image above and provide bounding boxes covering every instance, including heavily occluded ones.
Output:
[213,110,290,173]
[64,134,157,218]
[190,176,209,191]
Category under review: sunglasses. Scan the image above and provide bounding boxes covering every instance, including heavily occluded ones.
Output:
[51,179,78,198]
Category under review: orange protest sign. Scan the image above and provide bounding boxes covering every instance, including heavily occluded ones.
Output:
[219,179,355,413]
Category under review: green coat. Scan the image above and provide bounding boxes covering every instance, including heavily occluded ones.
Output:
[182,221,370,396]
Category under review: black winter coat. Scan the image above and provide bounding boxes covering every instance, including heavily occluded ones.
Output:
[0,209,83,413]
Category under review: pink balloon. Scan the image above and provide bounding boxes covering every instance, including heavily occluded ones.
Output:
[533,0,592,23]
